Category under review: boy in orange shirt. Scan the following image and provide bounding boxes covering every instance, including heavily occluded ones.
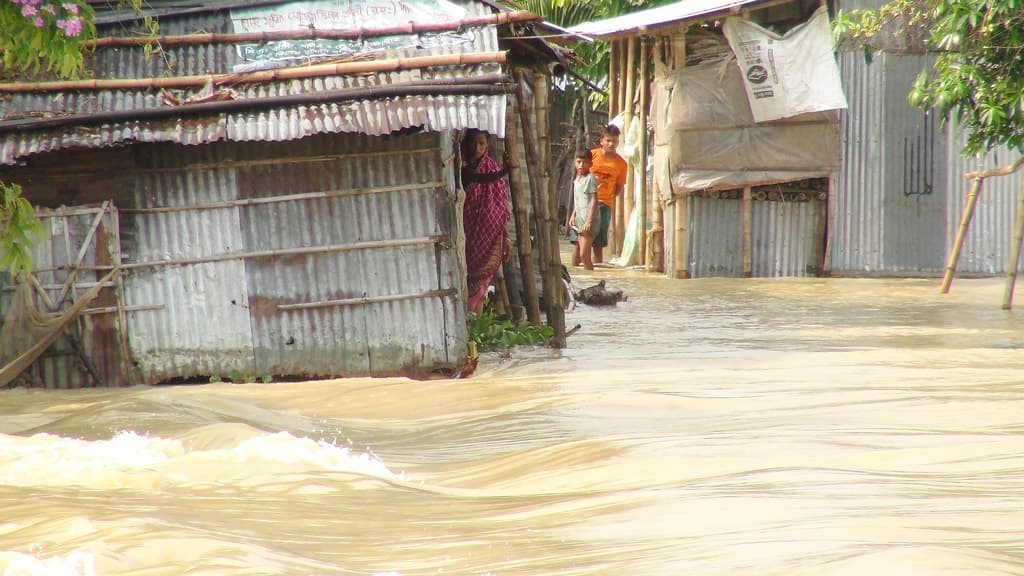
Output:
[589,124,628,264]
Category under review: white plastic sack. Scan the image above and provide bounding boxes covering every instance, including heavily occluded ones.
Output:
[723,7,848,122]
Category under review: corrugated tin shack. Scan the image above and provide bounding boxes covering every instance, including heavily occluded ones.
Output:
[572,0,842,279]
[832,0,1024,277]
[571,0,1024,280]
[0,0,567,388]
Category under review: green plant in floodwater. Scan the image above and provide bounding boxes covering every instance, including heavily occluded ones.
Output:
[468,308,554,351]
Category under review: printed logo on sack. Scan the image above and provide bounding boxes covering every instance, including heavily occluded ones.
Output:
[746,65,768,84]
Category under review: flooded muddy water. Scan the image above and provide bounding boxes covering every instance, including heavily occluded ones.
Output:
[2,266,1023,575]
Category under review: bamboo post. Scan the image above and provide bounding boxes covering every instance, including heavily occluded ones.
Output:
[815,187,828,276]
[648,180,664,272]
[619,37,638,258]
[612,39,629,256]
[743,186,753,278]
[0,52,509,93]
[609,42,620,123]
[504,95,542,325]
[670,29,687,279]
[940,177,984,294]
[617,39,628,124]
[638,37,650,266]
[493,265,511,317]
[533,71,567,347]
[1003,176,1024,310]
[84,11,540,48]
[673,196,688,278]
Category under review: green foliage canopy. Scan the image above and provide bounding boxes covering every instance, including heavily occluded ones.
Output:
[834,0,1024,156]
[0,0,95,79]
[0,183,45,278]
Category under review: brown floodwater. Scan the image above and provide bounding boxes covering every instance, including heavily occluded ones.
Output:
[2,266,1023,575]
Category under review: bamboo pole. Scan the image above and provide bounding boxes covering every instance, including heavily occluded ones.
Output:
[505,95,542,325]
[940,177,984,294]
[533,71,566,348]
[122,181,443,214]
[609,41,620,123]
[638,37,650,266]
[619,37,637,258]
[75,236,445,272]
[85,11,540,48]
[0,51,508,93]
[515,69,560,333]
[674,197,688,278]
[493,265,511,317]
[815,187,828,276]
[1003,177,1024,310]
[618,39,628,124]
[965,156,1024,180]
[648,180,664,273]
[278,288,457,310]
[743,186,753,278]
[0,82,510,135]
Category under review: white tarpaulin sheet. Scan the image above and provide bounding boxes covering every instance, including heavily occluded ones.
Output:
[723,7,847,122]
[651,48,839,194]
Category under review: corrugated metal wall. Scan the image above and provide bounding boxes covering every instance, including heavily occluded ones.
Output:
[833,51,886,272]
[752,199,822,277]
[124,131,465,382]
[683,195,823,278]
[879,55,947,273]
[946,137,1024,275]
[835,49,1024,277]
[688,196,743,277]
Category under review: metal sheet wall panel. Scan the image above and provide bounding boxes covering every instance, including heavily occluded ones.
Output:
[752,200,820,277]
[946,138,1024,275]
[231,131,464,377]
[880,54,947,273]
[126,158,255,382]
[833,51,886,273]
[688,196,743,278]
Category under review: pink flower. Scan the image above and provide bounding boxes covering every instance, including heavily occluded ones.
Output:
[61,1,77,14]
[21,4,37,16]
[33,16,43,26]
[59,15,82,36]
[41,3,55,14]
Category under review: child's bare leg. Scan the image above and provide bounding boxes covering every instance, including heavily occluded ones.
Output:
[579,233,594,270]
[593,245,603,264]
[571,243,581,267]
